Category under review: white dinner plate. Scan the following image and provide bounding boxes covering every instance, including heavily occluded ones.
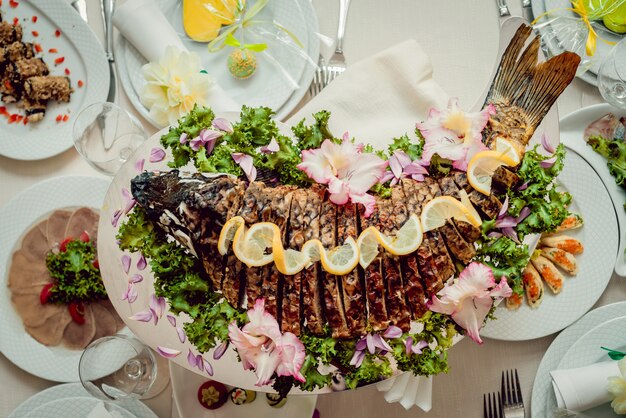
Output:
[9,383,157,418]
[481,146,619,341]
[115,0,318,127]
[0,0,109,160]
[22,397,134,418]
[531,301,626,417]
[560,103,626,276]
[530,0,625,86]
[0,175,113,382]
[169,362,317,418]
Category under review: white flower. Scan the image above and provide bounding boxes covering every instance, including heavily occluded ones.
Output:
[608,358,626,414]
[140,46,214,127]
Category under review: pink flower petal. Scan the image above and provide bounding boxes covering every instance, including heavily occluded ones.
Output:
[179,132,188,144]
[517,182,528,191]
[366,333,375,354]
[342,131,350,141]
[498,196,509,219]
[231,152,257,182]
[149,308,158,325]
[129,310,153,322]
[189,136,203,151]
[383,326,403,339]
[124,199,136,214]
[203,358,214,376]
[149,294,166,318]
[515,207,531,223]
[128,274,143,284]
[176,326,186,343]
[412,340,428,354]
[495,216,517,228]
[111,209,122,227]
[187,349,198,368]
[349,192,377,218]
[121,255,131,274]
[196,354,204,372]
[156,346,181,358]
[350,349,365,368]
[150,147,166,163]
[372,334,392,352]
[260,138,280,154]
[502,227,520,243]
[121,188,132,201]
[405,336,414,355]
[135,158,145,173]
[541,133,556,154]
[167,315,176,327]
[136,254,147,271]
[212,117,233,133]
[213,341,228,360]
[389,152,404,179]
[127,284,138,303]
[540,156,557,168]
[488,231,503,239]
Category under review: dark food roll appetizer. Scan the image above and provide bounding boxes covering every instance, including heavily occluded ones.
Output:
[0,20,22,46]
[24,76,71,102]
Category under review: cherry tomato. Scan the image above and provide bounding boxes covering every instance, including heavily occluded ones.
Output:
[39,283,54,305]
[68,301,85,325]
[59,237,73,252]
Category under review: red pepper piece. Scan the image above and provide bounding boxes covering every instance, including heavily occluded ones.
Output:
[12,17,18,26]
[23,116,28,125]
[54,56,64,65]
[59,237,72,252]
[77,80,84,88]
[64,68,70,75]
[34,43,42,53]
[48,48,58,53]
[68,302,85,325]
[40,283,54,305]
[9,0,18,8]
[31,30,38,37]
[55,114,62,122]
[80,230,90,242]
[31,16,37,23]
[62,114,69,122]
[8,114,18,124]
[92,259,99,270]
[54,29,61,37]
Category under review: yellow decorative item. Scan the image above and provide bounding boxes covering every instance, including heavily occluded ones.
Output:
[603,2,626,33]
[183,0,240,42]
[466,150,518,196]
[420,196,482,232]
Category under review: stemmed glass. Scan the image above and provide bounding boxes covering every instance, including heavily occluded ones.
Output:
[598,37,626,109]
[79,335,167,401]
[72,102,147,176]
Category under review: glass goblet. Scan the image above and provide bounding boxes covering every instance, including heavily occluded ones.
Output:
[72,102,147,176]
[598,37,626,110]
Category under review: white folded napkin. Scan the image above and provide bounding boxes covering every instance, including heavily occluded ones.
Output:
[551,361,620,412]
[86,401,124,418]
[112,0,238,114]
[288,39,448,411]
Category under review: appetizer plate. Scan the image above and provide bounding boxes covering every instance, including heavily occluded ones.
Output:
[531,301,626,418]
[169,362,317,418]
[0,0,109,160]
[530,0,625,86]
[21,398,134,418]
[115,0,318,127]
[481,146,619,341]
[9,383,157,418]
[0,176,112,382]
[560,103,626,276]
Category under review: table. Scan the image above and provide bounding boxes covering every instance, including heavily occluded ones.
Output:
[1,0,622,417]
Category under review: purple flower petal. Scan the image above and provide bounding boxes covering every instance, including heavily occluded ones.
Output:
[502,227,520,244]
[349,349,365,368]
[167,315,176,327]
[121,284,130,301]
[136,254,147,271]
[135,158,145,173]
[355,337,367,351]
[366,334,375,354]
[111,209,122,227]
[540,156,557,168]
[129,310,153,322]
[149,294,166,319]
[495,216,517,228]
[498,196,509,219]
[394,150,413,169]
[405,336,414,355]
[212,118,233,133]
[121,255,131,274]
[176,326,186,343]
[231,152,257,182]
[213,341,228,360]
[541,133,556,154]
[149,308,158,325]
[124,199,136,215]
[179,132,188,144]
[372,333,392,352]
[383,325,402,339]
[189,136,203,151]
[389,153,404,179]
[203,358,214,376]
[379,170,395,184]
[150,147,166,163]
[404,161,428,176]
[260,138,280,154]
[128,274,143,284]
[412,340,428,355]
[187,349,197,368]
[342,131,350,141]
[515,206,531,223]
[488,231,503,239]
[196,354,204,371]
[127,284,138,303]
[121,188,132,201]
[517,182,528,191]
[156,346,181,359]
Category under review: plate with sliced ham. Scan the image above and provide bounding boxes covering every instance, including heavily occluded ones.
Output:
[0,175,127,382]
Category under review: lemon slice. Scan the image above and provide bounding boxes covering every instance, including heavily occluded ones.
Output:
[421,196,481,232]
[302,239,324,263]
[321,237,359,275]
[217,216,245,255]
[494,136,522,165]
[356,227,381,269]
[466,150,518,196]
[233,222,276,267]
[273,244,310,276]
[458,190,482,226]
[379,214,423,256]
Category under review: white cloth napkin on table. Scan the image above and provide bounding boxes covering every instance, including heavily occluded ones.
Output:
[288,39,449,411]
[551,361,620,412]
[112,0,238,113]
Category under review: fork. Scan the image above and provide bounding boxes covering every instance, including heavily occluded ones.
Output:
[483,392,504,418]
[325,0,351,84]
[308,55,327,98]
[501,369,525,418]
[496,0,511,17]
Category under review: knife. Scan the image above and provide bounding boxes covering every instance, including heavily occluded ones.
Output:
[70,0,88,23]
[101,0,117,102]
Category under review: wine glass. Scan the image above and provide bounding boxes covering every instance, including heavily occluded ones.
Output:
[598,37,626,110]
[72,102,147,176]
[79,335,165,401]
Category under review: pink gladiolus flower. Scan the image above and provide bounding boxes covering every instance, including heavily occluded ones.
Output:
[156,346,181,358]
[111,209,122,227]
[150,147,166,163]
[297,139,388,217]
[260,138,280,154]
[190,129,221,153]
[121,254,131,274]
[418,98,495,171]
[379,150,429,185]
[428,262,512,344]
[212,117,233,133]
[232,153,257,182]
[228,299,305,386]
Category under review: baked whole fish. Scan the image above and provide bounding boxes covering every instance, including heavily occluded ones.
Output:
[130,24,579,339]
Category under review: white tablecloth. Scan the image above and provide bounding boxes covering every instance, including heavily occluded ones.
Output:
[1,1,622,417]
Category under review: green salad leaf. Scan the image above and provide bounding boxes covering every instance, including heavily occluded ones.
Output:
[474,236,530,295]
[45,240,107,304]
[588,134,626,209]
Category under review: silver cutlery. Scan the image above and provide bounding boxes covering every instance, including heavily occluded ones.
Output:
[501,369,525,418]
[70,0,88,23]
[497,0,511,17]
[101,0,116,103]
[483,392,504,418]
[308,55,327,98]
[326,0,351,84]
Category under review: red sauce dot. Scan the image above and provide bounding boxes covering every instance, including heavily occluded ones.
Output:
[64,68,70,75]
[9,0,19,8]
[31,16,37,23]
[48,48,58,53]
[31,30,38,37]
[23,116,28,125]
[54,56,65,65]
[54,29,61,37]
[55,114,62,122]
[12,17,19,26]
[77,80,84,88]
[62,114,69,122]
[34,43,42,53]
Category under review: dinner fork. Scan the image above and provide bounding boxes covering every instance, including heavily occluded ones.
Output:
[325,0,351,84]
[483,392,504,418]
[496,0,511,17]
[308,55,327,98]
[501,369,525,418]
